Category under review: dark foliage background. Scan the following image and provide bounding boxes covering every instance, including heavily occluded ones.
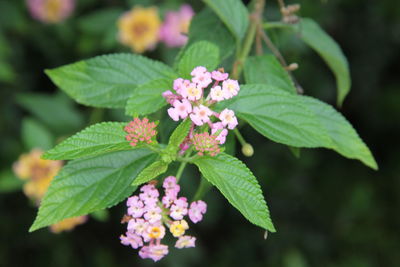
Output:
[0,0,399,266]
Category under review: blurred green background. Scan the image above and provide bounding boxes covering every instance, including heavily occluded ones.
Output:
[0,0,399,266]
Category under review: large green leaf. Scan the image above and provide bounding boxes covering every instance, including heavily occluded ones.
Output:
[177,41,220,78]
[125,79,171,116]
[43,122,131,160]
[29,149,157,232]
[193,153,275,232]
[46,54,177,108]
[22,118,54,150]
[244,55,297,94]
[203,0,249,41]
[223,84,377,169]
[187,8,235,60]
[132,160,169,186]
[265,18,351,106]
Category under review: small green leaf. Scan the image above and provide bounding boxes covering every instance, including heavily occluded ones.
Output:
[29,149,157,232]
[244,55,297,94]
[22,118,54,150]
[194,153,275,232]
[295,18,350,106]
[266,18,351,106]
[203,0,249,41]
[125,79,171,116]
[43,122,131,160]
[177,41,220,78]
[223,84,377,169]
[46,53,177,108]
[0,170,23,193]
[17,93,83,134]
[132,160,169,186]
[186,8,235,60]
[166,119,192,153]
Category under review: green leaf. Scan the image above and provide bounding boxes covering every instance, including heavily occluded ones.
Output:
[22,118,54,150]
[224,84,377,169]
[166,119,192,153]
[0,170,23,193]
[244,55,297,94]
[46,54,177,108]
[203,0,249,41]
[125,79,171,116]
[43,122,131,160]
[29,149,157,232]
[193,153,275,232]
[187,8,235,60]
[132,160,169,186]
[266,18,351,106]
[177,41,220,78]
[17,93,83,134]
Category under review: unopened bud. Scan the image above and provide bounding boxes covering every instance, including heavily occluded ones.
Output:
[283,15,300,24]
[286,63,299,71]
[242,143,254,157]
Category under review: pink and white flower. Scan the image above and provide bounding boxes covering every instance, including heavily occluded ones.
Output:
[222,79,240,99]
[120,179,207,262]
[211,122,228,144]
[219,108,238,130]
[181,83,202,101]
[190,105,212,126]
[211,70,229,81]
[209,85,225,102]
[175,235,196,249]
[188,200,207,223]
[167,99,192,121]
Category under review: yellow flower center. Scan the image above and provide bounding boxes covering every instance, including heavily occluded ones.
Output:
[149,226,162,239]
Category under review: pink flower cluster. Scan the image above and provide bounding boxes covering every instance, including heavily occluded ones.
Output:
[27,0,75,24]
[159,4,194,47]
[124,118,157,147]
[163,66,240,155]
[120,176,207,262]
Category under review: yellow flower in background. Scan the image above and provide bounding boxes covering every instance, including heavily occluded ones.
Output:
[50,216,88,233]
[118,6,161,53]
[13,148,87,233]
[13,148,62,202]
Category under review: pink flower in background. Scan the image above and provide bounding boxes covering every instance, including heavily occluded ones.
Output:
[26,0,75,24]
[189,200,207,223]
[159,4,195,47]
[175,235,196,249]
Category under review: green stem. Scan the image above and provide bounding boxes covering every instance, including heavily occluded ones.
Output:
[176,149,193,182]
[192,177,212,201]
[232,0,265,80]
[232,19,258,80]
[233,128,247,146]
[176,161,187,182]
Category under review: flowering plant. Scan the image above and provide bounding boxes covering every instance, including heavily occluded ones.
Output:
[26,0,377,262]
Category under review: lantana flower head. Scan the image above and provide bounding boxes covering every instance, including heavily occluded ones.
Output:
[159,4,194,47]
[118,6,161,53]
[162,66,240,156]
[27,0,75,24]
[120,176,207,262]
[124,118,158,147]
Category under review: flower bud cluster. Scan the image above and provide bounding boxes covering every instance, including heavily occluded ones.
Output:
[163,66,240,156]
[120,176,207,262]
[124,117,157,147]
